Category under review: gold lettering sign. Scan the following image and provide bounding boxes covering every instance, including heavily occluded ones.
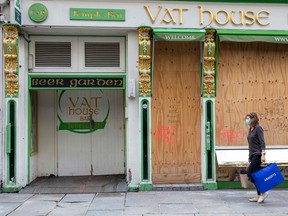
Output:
[198,5,270,26]
[144,5,188,25]
[68,96,102,120]
[143,5,270,26]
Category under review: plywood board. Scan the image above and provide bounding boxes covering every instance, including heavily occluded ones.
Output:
[152,41,201,183]
[216,42,288,147]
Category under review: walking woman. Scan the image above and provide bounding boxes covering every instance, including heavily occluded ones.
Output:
[246,112,268,203]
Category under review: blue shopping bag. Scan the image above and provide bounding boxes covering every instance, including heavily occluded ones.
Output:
[252,163,285,193]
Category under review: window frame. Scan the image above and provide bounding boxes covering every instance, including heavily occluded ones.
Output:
[29,36,125,73]
[78,37,125,73]
[30,36,78,73]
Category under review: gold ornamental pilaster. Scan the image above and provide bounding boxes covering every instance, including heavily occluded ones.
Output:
[3,25,19,98]
[202,29,216,98]
[138,27,152,97]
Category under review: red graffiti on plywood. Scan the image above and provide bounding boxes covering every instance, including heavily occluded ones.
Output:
[155,125,176,145]
[220,130,245,144]
[217,103,246,144]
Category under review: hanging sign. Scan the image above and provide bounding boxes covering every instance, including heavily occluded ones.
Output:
[14,0,21,25]
[28,3,48,23]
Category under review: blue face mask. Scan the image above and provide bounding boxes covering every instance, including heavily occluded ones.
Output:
[246,119,250,126]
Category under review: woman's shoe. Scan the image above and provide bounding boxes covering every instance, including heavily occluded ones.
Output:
[249,195,259,202]
[258,192,269,203]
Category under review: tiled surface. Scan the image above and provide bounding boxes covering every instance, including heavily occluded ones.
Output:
[153,184,203,191]
[1,189,288,215]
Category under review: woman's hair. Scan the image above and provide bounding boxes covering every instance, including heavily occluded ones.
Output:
[246,112,259,127]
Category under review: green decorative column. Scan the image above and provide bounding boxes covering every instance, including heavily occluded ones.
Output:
[201,29,217,190]
[137,27,153,191]
[2,24,21,192]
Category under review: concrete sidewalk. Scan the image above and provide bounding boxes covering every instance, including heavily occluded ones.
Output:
[1,189,288,216]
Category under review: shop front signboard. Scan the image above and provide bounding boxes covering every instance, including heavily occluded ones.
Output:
[70,8,125,21]
[29,76,125,90]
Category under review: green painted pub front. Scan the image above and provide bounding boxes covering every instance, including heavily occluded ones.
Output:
[1,0,288,192]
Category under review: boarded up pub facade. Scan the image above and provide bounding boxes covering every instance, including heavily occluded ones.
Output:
[1,0,288,192]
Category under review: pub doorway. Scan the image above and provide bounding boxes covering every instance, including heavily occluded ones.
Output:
[151,41,201,184]
[30,89,125,179]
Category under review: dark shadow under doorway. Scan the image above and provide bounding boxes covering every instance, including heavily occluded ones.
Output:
[19,175,127,194]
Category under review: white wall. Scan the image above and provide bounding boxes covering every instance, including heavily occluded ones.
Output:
[15,37,29,186]
[126,31,141,184]
[37,91,56,177]
[30,155,38,181]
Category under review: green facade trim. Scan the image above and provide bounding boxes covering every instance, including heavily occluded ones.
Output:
[220,35,288,44]
[128,184,140,192]
[217,181,242,189]
[205,100,216,181]
[217,30,288,36]
[275,180,288,188]
[140,99,151,182]
[2,186,22,193]
[218,30,288,44]
[6,100,17,185]
[6,123,11,153]
[139,183,153,191]
[218,180,288,189]
[203,182,218,190]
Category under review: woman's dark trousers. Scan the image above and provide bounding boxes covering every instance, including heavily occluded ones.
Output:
[247,154,262,195]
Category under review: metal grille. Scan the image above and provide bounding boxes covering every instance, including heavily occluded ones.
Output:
[35,42,71,67]
[85,42,120,67]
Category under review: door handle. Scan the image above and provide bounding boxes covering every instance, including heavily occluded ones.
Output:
[206,121,211,151]
[6,123,11,153]
[89,114,95,130]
